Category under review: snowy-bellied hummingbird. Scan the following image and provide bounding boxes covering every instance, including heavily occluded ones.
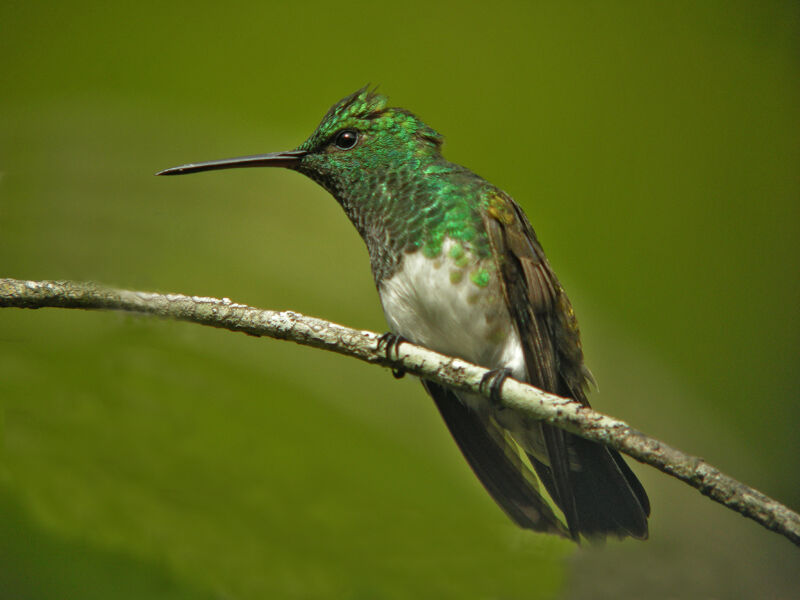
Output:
[158,87,650,541]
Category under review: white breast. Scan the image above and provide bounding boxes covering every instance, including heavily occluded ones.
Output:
[379,239,525,378]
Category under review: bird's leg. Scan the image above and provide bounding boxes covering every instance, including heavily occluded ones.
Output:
[378,332,407,379]
[480,368,513,410]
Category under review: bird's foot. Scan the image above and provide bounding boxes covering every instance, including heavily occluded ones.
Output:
[378,332,407,379]
[480,368,513,409]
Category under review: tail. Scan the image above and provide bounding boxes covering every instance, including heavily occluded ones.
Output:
[529,424,650,540]
[425,379,649,541]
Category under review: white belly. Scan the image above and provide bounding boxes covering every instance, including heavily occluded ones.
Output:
[379,239,525,378]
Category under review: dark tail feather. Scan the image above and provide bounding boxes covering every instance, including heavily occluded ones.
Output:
[423,381,569,538]
[539,423,581,540]
[610,446,651,517]
[529,429,650,540]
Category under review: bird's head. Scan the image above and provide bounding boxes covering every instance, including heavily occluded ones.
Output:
[293,87,443,190]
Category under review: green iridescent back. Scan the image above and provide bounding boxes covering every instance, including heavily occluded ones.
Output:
[294,87,497,283]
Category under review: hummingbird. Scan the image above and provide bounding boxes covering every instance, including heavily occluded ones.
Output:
[158,87,650,541]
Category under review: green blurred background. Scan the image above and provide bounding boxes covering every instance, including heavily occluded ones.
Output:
[1,1,798,598]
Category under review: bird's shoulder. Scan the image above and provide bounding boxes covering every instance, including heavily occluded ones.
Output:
[480,188,561,314]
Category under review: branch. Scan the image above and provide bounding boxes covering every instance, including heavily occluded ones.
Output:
[1,277,798,547]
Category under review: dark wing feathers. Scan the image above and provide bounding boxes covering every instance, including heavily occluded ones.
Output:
[482,190,650,540]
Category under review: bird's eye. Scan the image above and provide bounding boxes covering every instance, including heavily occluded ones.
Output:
[334,130,359,150]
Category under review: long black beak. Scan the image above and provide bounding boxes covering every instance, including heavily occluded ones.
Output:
[156,150,307,176]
